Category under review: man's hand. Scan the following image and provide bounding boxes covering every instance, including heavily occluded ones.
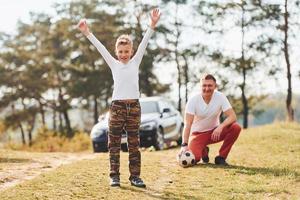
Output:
[150,8,161,29]
[179,146,188,155]
[211,125,223,142]
[77,19,90,36]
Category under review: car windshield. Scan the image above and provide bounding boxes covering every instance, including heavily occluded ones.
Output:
[140,101,159,114]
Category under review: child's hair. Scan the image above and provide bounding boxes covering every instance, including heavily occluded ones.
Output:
[115,34,133,49]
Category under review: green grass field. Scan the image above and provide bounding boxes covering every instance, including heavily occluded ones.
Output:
[0,123,299,200]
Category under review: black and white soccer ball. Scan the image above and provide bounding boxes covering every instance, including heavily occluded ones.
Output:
[177,150,196,167]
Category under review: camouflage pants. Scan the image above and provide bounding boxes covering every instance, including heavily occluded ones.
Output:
[108,100,141,180]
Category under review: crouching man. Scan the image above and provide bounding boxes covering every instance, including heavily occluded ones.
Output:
[180,74,241,166]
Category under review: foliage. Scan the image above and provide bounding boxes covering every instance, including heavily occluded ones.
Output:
[5,127,91,152]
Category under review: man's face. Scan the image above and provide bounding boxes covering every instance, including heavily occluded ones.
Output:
[115,44,133,64]
[201,79,216,98]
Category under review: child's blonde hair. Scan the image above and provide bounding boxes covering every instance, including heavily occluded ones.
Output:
[115,34,133,49]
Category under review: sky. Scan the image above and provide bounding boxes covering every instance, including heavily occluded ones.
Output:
[0,0,69,34]
[0,0,299,96]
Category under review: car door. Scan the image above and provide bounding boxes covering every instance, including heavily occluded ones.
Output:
[158,100,178,140]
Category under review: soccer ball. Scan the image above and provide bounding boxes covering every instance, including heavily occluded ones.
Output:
[177,150,196,167]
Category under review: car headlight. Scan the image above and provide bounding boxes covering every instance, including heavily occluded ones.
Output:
[140,121,157,131]
[91,129,106,138]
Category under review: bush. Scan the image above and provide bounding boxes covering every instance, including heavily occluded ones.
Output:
[5,127,92,152]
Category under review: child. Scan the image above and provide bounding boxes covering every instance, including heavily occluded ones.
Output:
[77,8,161,188]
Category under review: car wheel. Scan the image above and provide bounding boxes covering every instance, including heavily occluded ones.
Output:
[176,124,184,145]
[93,141,108,153]
[121,143,128,152]
[154,127,164,150]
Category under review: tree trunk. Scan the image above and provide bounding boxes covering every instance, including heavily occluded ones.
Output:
[241,2,248,128]
[18,124,26,145]
[283,0,294,121]
[93,95,98,125]
[38,100,45,126]
[27,115,36,147]
[59,112,63,133]
[58,87,73,137]
[182,54,189,104]
[28,130,32,146]
[176,56,182,113]
[52,107,57,131]
[241,82,248,128]
[62,108,73,138]
[175,3,182,113]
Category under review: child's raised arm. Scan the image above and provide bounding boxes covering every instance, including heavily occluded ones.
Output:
[77,19,91,36]
[133,8,161,65]
[77,19,116,68]
[150,8,161,30]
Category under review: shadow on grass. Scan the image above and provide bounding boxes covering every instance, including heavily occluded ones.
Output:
[0,158,32,163]
[119,185,201,200]
[196,163,299,178]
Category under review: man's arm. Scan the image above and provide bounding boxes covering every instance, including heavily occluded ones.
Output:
[180,113,194,153]
[211,108,237,141]
[221,108,237,127]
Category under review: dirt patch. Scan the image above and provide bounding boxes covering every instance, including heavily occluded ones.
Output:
[0,151,98,191]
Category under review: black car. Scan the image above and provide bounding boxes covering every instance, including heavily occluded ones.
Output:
[90,97,184,152]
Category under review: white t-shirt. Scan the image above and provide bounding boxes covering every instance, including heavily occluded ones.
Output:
[86,28,154,100]
[185,91,232,133]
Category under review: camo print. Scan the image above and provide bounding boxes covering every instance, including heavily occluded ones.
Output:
[108,100,141,179]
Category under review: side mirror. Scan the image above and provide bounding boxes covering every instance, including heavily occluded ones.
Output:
[163,108,170,113]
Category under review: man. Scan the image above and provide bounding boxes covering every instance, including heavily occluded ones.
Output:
[180,74,241,166]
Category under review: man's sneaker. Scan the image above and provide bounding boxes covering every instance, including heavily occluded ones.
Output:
[202,146,209,163]
[130,177,146,188]
[110,176,120,187]
[215,156,229,166]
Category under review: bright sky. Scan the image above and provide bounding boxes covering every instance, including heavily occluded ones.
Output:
[0,0,299,95]
[0,0,69,34]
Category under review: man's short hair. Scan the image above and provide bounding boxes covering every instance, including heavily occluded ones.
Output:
[115,34,133,49]
[201,73,216,83]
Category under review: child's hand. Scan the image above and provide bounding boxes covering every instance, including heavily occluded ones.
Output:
[150,8,161,29]
[77,19,90,36]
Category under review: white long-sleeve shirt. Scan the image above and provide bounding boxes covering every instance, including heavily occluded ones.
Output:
[86,28,154,100]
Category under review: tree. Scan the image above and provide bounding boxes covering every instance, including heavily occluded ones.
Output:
[0,30,44,145]
[159,0,201,112]
[280,0,300,121]
[196,0,281,128]
[121,1,170,97]
[65,0,121,124]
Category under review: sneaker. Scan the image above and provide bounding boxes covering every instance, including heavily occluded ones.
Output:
[202,146,209,163]
[110,176,120,187]
[214,156,229,166]
[130,177,146,188]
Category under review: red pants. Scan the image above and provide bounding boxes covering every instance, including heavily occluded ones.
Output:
[188,123,241,162]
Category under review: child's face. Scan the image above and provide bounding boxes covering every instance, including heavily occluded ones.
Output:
[115,44,133,64]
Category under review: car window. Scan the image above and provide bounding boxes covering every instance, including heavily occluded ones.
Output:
[159,100,175,114]
[140,101,159,114]
[166,101,176,113]
[158,101,167,113]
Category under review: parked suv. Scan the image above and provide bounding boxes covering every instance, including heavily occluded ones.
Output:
[90,97,183,152]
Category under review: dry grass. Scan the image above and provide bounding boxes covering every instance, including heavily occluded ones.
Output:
[0,122,299,200]
[5,128,92,152]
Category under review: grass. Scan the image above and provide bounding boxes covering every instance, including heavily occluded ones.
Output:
[5,129,92,152]
[0,122,299,200]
